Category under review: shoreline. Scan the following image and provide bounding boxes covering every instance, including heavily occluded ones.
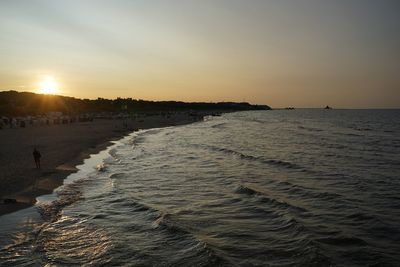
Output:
[0,139,115,216]
[0,111,220,216]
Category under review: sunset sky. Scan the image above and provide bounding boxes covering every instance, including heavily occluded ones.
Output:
[0,0,399,108]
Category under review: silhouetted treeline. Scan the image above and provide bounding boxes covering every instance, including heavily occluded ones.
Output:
[0,91,270,116]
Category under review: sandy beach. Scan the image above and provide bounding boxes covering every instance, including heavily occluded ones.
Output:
[0,112,207,216]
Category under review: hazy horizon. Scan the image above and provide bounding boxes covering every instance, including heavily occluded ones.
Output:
[1,0,399,108]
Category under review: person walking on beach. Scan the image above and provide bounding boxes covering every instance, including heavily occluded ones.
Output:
[33,148,41,169]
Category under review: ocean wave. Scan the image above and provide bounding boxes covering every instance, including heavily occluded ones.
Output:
[39,217,113,265]
[37,181,85,221]
[0,215,113,266]
[298,125,324,132]
[197,144,305,171]
[153,212,234,266]
[345,212,381,222]
[331,131,364,137]
[234,184,308,213]
[211,122,227,128]
[115,196,157,214]
[3,110,398,266]
[275,181,342,201]
[109,172,126,179]
[108,148,119,159]
[249,118,268,124]
[316,236,368,246]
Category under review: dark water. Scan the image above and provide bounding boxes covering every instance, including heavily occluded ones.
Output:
[1,109,400,266]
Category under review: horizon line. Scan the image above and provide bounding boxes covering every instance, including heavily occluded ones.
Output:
[1,90,399,110]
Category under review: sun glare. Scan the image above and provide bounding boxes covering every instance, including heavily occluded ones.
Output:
[38,76,59,95]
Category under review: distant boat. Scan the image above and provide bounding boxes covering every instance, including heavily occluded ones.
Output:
[324,106,332,109]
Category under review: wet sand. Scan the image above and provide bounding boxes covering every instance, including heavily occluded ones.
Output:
[0,112,208,216]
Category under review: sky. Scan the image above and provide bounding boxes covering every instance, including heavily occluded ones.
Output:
[0,0,399,108]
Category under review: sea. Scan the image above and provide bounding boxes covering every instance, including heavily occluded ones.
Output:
[0,109,399,266]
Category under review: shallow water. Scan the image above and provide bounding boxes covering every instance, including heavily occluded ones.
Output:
[1,109,400,266]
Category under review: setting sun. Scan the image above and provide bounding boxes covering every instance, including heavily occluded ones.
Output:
[38,76,59,95]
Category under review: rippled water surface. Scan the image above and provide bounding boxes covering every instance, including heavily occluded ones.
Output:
[1,109,400,266]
